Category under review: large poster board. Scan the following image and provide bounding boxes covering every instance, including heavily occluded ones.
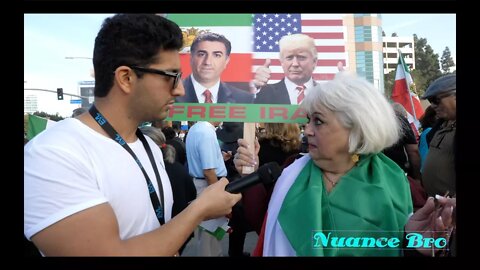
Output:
[166,13,348,123]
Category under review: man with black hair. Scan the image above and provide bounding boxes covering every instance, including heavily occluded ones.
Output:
[162,126,187,165]
[24,14,241,256]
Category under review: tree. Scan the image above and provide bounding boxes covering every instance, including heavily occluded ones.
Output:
[411,34,442,97]
[382,30,386,37]
[391,32,398,37]
[32,111,65,122]
[384,70,396,98]
[440,46,455,74]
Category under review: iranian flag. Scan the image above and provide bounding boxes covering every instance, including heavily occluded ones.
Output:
[26,114,57,140]
[391,51,424,136]
[167,14,252,82]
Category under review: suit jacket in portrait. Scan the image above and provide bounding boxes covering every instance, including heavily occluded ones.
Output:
[254,79,317,105]
[176,76,254,104]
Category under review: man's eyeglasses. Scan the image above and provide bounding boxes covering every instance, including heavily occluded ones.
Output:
[427,90,456,105]
[129,66,182,90]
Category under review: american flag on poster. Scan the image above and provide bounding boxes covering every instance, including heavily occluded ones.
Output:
[252,14,347,83]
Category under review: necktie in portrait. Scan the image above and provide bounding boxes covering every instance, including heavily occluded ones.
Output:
[203,89,213,103]
[296,85,305,104]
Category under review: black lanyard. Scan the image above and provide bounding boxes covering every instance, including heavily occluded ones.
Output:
[89,105,165,225]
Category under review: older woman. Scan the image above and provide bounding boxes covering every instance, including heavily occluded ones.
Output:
[234,72,455,256]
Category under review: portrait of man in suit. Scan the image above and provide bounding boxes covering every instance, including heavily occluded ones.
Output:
[176,32,254,104]
[253,34,318,105]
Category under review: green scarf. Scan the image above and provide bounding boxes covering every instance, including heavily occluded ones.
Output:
[278,153,412,256]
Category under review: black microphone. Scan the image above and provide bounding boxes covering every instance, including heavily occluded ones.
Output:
[225,162,282,193]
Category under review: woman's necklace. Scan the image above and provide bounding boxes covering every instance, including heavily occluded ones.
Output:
[323,172,339,187]
[323,159,359,188]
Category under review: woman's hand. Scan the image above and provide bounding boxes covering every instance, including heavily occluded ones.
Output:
[233,138,260,176]
[405,194,456,256]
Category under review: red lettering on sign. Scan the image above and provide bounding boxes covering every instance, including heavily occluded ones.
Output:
[229,106,246,119]
[187,106,206,118]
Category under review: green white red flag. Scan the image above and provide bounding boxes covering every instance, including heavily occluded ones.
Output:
[391,51,424,136]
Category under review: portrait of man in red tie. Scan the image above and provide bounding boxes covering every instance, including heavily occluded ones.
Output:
[176,33,254,104]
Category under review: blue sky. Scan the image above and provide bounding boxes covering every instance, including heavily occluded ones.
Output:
[381,14,456,61]
[24,14,456,117]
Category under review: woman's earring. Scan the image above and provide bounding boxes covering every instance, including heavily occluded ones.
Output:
[351,154,359,164]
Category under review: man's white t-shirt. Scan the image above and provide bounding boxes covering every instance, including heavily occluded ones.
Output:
[24,118,173,241]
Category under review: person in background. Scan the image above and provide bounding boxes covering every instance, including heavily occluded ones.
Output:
[234,72,455,256]
[140,126,196,255]
[216,122,244,183]
[24,14,240,256]
[176,32,254,104]
[418,106,438,172]
[162,126,187,165]
[383,102,422,181]
[242,122,301,235]
[216,121,252,257]
[383,102,426,211]
[140,127,195,218]
[420,74,456,256]
[186,121,228,256]
[421,74,456,198]
[253,33,318,105]
[71,107,87,118]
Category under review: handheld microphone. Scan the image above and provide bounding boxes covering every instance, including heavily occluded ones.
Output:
[225,162,282,193]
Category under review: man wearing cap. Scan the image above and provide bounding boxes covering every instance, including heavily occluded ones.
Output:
[420,74,456,256]
[421,74,456,197]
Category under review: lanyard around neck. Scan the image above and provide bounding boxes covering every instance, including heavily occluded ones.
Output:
[89,105,165,225]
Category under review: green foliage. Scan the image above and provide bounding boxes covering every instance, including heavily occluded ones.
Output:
[32,111,65,122]
[413,34,442,94]
[440,46,455,74]
[410,69,429,97]
[384,70,396,98]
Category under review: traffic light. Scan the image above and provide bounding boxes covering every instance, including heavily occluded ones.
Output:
[57,88,63,100]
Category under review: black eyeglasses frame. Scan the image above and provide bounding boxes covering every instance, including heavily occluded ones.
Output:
[129,66,182,90]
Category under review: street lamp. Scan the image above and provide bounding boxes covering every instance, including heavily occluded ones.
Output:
[65,56,92,60]
[65,56,95,78]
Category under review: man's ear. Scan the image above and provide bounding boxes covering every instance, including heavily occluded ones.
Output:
[114,66,134,94]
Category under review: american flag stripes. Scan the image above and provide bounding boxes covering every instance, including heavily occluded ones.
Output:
[252,14,347,82]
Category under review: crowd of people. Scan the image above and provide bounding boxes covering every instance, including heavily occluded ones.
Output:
[24,14,457,257]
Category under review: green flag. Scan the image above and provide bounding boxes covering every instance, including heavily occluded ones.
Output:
[26,114,57,140]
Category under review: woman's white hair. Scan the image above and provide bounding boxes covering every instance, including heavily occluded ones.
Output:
[301,71,400,154]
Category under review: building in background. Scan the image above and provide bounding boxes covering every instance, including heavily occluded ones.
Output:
[78,80,95,108]
[382,36,415,74]
[343,14,384,93]
[24,94,38,114]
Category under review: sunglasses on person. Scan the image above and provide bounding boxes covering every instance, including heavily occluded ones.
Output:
[129,66,182,90]
[427,90,456,105]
